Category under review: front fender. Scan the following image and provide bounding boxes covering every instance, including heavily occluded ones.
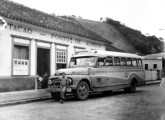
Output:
[129,73,145,85]
[67,75,91,90]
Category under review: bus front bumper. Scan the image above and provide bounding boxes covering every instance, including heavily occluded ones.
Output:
[46,85,77,93]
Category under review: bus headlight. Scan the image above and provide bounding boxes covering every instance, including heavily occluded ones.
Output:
[68,78,73,85]
[48,80,52,85]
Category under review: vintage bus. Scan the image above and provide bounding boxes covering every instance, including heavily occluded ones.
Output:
[46,50,145,100]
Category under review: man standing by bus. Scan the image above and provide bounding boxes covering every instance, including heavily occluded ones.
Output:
[60,72,69,103]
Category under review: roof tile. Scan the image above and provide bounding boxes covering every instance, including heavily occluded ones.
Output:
[0,0,111,43]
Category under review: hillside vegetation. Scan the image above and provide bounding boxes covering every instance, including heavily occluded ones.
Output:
[77,18,137,53]
[104,18,164,55]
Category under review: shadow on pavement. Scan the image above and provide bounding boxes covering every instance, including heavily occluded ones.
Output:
[48,89,145,103]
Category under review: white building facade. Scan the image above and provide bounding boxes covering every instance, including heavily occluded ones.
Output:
[0,17,110,92]
[143,58,163,81]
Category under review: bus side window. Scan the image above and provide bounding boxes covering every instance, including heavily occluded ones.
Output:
[106,57,113,66]
[132,58,138,66]
[97,58,105,67]
[114,57,120,66]
[121,58,127,66]
[127,58,132,66]
[138,59,143,67]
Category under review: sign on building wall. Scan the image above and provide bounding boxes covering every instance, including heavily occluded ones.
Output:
[51,33,103,49]
[8,23,33,34]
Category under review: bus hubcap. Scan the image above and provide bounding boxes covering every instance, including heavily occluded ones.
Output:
[79,85,87,96]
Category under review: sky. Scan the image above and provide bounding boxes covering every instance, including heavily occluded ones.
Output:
[10,0,165,40]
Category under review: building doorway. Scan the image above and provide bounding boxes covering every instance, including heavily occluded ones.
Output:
[37,48,50,77]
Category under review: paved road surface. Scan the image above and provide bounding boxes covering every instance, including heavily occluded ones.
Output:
[0,84,165,120]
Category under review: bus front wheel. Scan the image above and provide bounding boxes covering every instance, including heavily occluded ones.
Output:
[74,81,89,100]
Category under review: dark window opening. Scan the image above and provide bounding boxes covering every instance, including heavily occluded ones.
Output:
[57,64,66,70]
[106,57,113,66]
[14,45,29,59]
[97,58,105,67]
[121,58,127,66]
[145,64,148,70]
[114,57,120,66]
[153,64,157,69]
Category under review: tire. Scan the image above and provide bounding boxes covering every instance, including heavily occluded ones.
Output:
[124,80,136,93]
[75,81,89,100]
[51,92,60,100]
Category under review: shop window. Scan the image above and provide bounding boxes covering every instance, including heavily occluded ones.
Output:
[56,51,67,63]
[121,58,127,66]
[114,57,120,66]
[13,45,29,75]
[145,64,148,70]
[106,57,113,66]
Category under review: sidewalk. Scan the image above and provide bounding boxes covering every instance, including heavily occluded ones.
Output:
[0,89,51,107]
[0,80,161,107]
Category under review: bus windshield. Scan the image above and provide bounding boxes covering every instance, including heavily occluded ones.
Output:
[69,57,97,68]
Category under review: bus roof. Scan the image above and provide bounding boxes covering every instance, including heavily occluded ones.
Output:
[73,50,142,58]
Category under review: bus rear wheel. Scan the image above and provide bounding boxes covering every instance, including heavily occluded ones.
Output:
[124,80,136,93]
[75,81,89,100]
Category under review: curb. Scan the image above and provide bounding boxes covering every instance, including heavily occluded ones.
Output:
[0,89,51,107]
[0,96,51,107]
[145,80,161,85]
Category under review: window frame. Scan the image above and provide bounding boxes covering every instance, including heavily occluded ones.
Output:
[114,57,121,66]
[138,59,143,67]
[132,58,138,66]
[56,50,67,64]
[120,57,127,66]
[97,57,106,67]
[127,58,133,66]
[12,41,30,76]
[105,56,113,66]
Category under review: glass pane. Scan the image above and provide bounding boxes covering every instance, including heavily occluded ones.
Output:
[127,58,132,66]
[106,57,113,66]
[132,59,137,66]
[114,57,120,66]
[121,58,126,66]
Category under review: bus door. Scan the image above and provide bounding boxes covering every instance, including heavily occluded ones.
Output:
[91,57,108,88]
